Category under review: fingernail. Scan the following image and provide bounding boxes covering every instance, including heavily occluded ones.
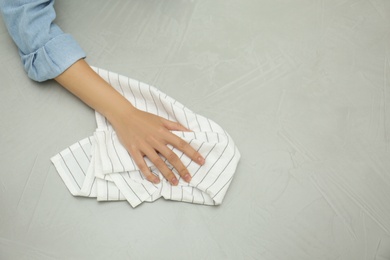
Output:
[184,173,192,182]
[171,177,178,185]
[198,156,205,165]
[153,177,160,184]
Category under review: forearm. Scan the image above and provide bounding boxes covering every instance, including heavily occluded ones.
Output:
[55,59,204,186]
[55,59,135,124]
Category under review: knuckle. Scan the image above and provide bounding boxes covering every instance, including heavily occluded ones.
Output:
[128,144,138,153]
[145,134,158,144]
[138,164,149,174]
[166,151,178,162]
[177,139,189,150]
[151,157,164,168]
[128,139,143,152]
[156,126,166,134]
[163,172,175,181]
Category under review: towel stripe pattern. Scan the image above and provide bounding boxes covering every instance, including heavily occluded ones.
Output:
[51,67,240,207]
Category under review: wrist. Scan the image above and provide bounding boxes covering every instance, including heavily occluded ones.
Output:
[103,97,137,127]
[55,59,138,125]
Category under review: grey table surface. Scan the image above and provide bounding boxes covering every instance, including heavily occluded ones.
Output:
[1,0,390,259]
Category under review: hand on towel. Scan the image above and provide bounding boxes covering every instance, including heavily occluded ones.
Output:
[109,107,205,186]
[52,66,240,207]
[55,59,205,186]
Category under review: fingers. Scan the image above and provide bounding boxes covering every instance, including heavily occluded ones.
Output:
[165,133,205,166]
[129,142,181,186]
[129,150,161,185]
[153,141,192,183]
[151,123,205,184]
[119,112,205,186]
[161,119,205,165]
[129,134,202,186]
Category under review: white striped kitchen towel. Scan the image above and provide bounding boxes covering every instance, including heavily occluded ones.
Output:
[51,67,240,208]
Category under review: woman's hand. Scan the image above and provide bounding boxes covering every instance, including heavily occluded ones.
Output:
[55,59,204,185]
[109,107,205,185]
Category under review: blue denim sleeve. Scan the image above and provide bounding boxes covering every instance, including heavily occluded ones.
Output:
[0,0,86,82]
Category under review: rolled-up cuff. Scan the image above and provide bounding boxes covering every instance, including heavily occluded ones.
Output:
[21,33,86,82]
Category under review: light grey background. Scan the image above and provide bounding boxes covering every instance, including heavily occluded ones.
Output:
[1,0,390,259]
